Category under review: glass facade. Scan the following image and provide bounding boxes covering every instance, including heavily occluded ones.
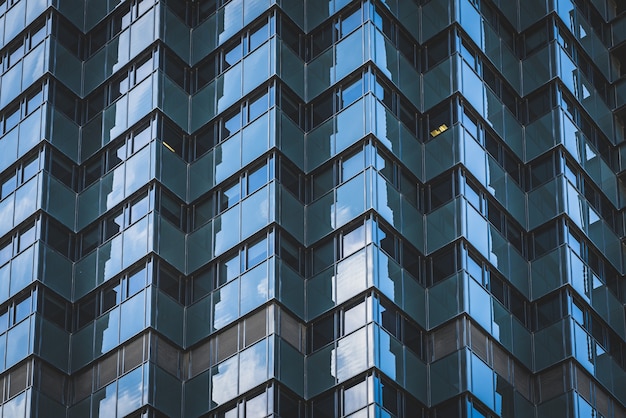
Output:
[0,0,625,416]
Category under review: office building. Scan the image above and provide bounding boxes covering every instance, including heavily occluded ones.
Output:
[0,0,625,416]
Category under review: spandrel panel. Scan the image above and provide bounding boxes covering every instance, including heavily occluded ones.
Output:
[5,319,31,368]
[189,150,214,200]
[94,308,120,357]
[460,61,485,115]
[191,81,216,132]
[243,42,270,94]
[127,76,154,129]
[306,345,335,397]
[212,279,239,331]
[158,217,185,273]
[9,246,35,297]
[336,327,368,382]
[116,366,144,417]
[0,197,13,237]
[465,203,488,257]
[488,226,510,280]
[377,326,403,383]
[1,62,22,108]
[107,31,130,75]
[468,277,492,331]
[426,199,460,253]
[375,174,401,229]
[0,264,8,305]
[462,131,486,185]
[38,316,69,372]
[210,353,238,406]
[186,297,211,346]
[102,98,128,145]
[217,0,244,44]
[306,118,334,171]
[377,250,402,306]
[459,0,483,48]
[22,40,47,89]
[531,247,565,300]
[424,125,457,181]
[421,0,450,42]
[241,110,270,166]
[492,301,512,348]
[162,75,189,130]
[278,260,305,319]
[98,235,123,283]
[278,339,304,395]
[216,63,243,114]
[18,109,42,155]
[239,339,268,393]
[39,243,72,299]
[429,351,464,405]
[573,321,595,373]
[187,222,213,273]
[122,217,149,269]
[306,267,334,320]
[4,1,25,47]
[335,99,365,153]
[307,48,333,100]
[154,291,183,346]
[48,108,80,162]
[334,173,365,228]
[279,41,305,98]
[241,185,270,239]
[527,178,559,230]
[70,323,93,370]
[164,8,190,62]
[335,27,364,82]
[471,354,495,410]
[306,193,334,245]
[336,248,367,305]
[428,274,461,328]
[213,206,239,257]
[522,47,551,95]
[214,133,241,184]
[130,9,155,58]
[279,186,304,242]
[0,127,18,173]
[102,166,125,210]
[160,147,187,200]
[374,101,401,156]
[240,262,269,315]
[13,174,39,226]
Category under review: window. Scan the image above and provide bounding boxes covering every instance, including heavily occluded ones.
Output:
[77,189,152,257]
[278,232,304,274]
[157,189,185,230]
[309,4,363,60]
[41,217,73,259]
[278,13,305,59]
[0,291,36,333]
[207,231,275,289]
[0,219,39,266]
[372,5,418,66]
[191,159,274,231]
[83,0,154,58]
[193,14,275,92]
[81,120,153,189]
[158,262,183,303]
[0,84,45,135]
[2,19,48,72]
[372,72,418,134]
[76,263,149,330]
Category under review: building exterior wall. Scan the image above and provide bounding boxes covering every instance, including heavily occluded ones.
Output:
[0,0,625,416]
